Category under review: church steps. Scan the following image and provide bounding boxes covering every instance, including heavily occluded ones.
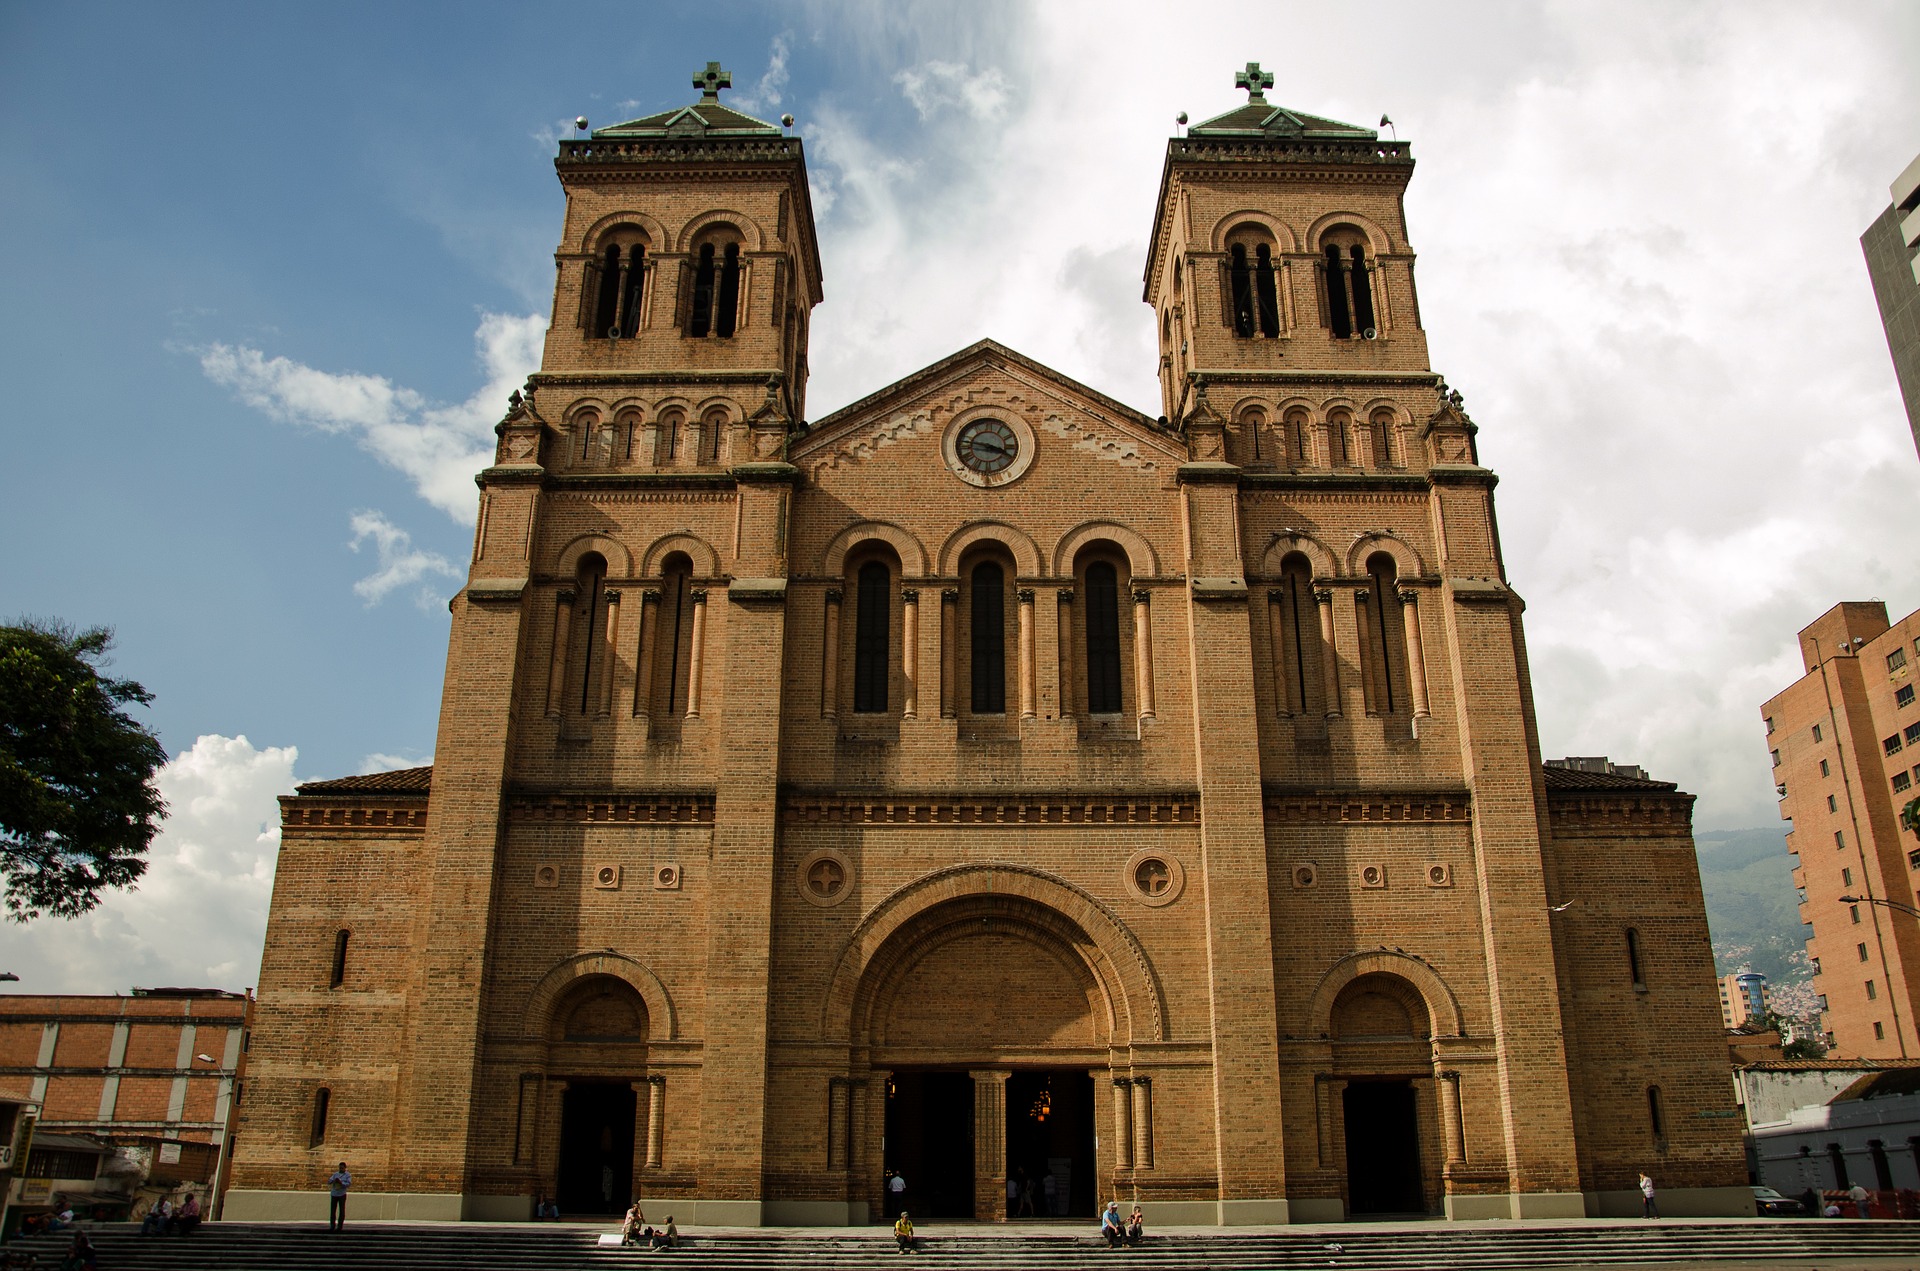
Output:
[12,1221,1920,1271]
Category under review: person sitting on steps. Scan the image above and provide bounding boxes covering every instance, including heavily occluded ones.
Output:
[1125,1205,1145,1247]
[649,1216,678,1251]
[1101,1201,1124,1249]
[894,1210,916,1254]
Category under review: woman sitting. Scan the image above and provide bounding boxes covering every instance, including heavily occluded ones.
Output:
[1125,1205,1146,1246]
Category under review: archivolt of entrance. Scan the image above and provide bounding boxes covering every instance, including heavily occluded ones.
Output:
[823,865,1165,1222]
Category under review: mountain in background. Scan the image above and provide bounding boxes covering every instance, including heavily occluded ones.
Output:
[1696,825,1809,988]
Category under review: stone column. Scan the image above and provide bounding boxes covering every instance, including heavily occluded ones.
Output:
[827,1078,851,1171]
[633,589,658,717]
[685,588,708,718]
[822,589,842,719]
[1056,589,1075,719]
[599,589,622,716]
[1130,1077,1153,1170]
[972,1070,1010,1221]
[1314,588,1341,718]
[1400,589,1431,719]
[1315,1077,1345,1169]
[1438,1069,1465,1165]
[1131,588,1156,720]
[630,1079,651,1184]
[646,1075,666,1169]
[1017,589,1037,719]
[1111,1077,1134,1171]
[940,589,959,718]
[1267,590,1295,716]
[546,589,575,715]
[901,589,920,719]
[1354,588,1378,714]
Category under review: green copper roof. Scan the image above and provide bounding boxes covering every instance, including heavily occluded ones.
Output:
[592,59,783,139]
[1187,102,1376,140]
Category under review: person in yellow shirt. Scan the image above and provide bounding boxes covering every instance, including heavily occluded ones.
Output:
[893,1210,916,1254]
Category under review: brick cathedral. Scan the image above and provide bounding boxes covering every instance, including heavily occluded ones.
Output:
[226,62,1747,1225]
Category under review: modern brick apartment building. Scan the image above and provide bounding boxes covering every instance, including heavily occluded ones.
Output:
[0,989,250,1211]
[1764,602,1920,1059]
[1862,151,1920,459]
[225,62,1746,1225]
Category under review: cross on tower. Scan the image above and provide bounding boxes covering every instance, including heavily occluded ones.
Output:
[1234,61,1274,104]
[693,60,732,101]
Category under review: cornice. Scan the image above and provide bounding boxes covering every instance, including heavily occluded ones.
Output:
[779,791,1201,826]
[1240,472,1430,493]
[529,370,784,389]
[544,472,737,493]
[507,791,717,824]
[1263,788,1472,824]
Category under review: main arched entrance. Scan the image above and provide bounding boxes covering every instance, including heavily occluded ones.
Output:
[828,867,1162,1223]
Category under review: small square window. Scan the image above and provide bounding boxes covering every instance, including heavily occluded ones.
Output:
[1822,759,1831,777]
[1813,724,1824,742]
[1888,735,1905,757]
[1910,849,1920,870]
[1899,685,1916,708]
[1897,771,1913,793]
[1772,749,1783,767]
[1907,723,1920,745]
[1892,648,1910,673]
[1767,715,1777,734]
[1859,942,1871,962]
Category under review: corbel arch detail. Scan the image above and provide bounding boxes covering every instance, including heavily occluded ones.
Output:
[821,521,929,577]
[1261,532,1339,579]
[1052,521,1160,577]
[525,950,678,1041]
[555,533,633,578]
[1345,531,1426,578]
[640,532,721,578]
[580,209,670,255]
[674,208,765,253]
[820,862,1166,1046]
[1306,949,1463,1039]
[1209,209,1299,254]
[938,521,1043,576]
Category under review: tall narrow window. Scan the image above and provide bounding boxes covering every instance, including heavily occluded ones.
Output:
[1255,244,1281,336]
[575,557,607,713]
[1329,412,1351,466]
[330,930,349,988]
[1829,1143,1850,1188]
[1085,562,1123,714]
[715,243,741,337]
[1349,245,1376,336]
[970,563,1006,714]
[1281,554,1314,712]
[1625,927,1645,987]
[1229,244,1256,336]
[1287,409,1311,466]
[618,245,646,338]
[1367,555,1402,713]
[689,243,716,337]
[310,1088,331,1148]
[656,556,694,716]
[1370,410,1396,468]
[1324,244,1352,338]
[1646,1086,1665,1144]
[594,243,623,336]
[854,561,890,714]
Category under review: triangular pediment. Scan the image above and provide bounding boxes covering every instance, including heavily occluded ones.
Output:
[791,339,1182,481]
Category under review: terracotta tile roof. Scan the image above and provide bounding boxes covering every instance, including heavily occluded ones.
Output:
[1541,766,1679,793]
[294,766,432,796]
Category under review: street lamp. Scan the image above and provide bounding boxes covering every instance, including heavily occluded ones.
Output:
[1839,895,1920,920]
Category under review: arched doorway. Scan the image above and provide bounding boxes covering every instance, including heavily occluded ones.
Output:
[547,974,649,1214]
[830,872,1160,1223]
[1328,971,1440,1217]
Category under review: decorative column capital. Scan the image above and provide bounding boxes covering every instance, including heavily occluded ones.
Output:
[1131,588,1151,605]
[604,588,622,605]
[1131,1075,1151,1089]
[1017,588,1035,604]
[825,588,843,605]
[640,587,659,604]
[1399,588,1419,606]
[941,587,959,603]
[557,589,576,605]
[900,588,920,603]
[1355,587,1370,602]
[1056,588,1074,604]
[647,1074,667,1087]
[690,587,708,603]
[1113,1077,1133,1090]
[1313,588,1332,604]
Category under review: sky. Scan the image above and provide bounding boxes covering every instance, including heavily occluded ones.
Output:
[1,1,1917,992]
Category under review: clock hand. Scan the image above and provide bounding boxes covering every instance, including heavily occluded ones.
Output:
[973,437,1008,456]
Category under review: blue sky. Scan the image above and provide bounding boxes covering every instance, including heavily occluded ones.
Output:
[2,1,1917,990]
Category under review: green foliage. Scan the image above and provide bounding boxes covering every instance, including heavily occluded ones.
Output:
[1782,1035,1827,1060]
[0,620,166,920]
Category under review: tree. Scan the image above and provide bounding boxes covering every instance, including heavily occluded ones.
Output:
[0,621,166,920]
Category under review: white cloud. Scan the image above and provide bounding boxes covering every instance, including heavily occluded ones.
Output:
[359,750,431,773]
[200,311,545,524]
[729,34,793,116]
[0,735,294,995]
[893,60,1011,122]
[347,509,461,608]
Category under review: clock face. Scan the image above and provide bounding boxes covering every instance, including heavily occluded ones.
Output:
[957,419,1018,474]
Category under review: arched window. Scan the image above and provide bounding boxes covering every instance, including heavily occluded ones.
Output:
[684,233,744,338]
[1328,411,1352,467]
[715,243,741,337]
[1085,561,1124,714]
[1368,409,1397,469]
[1364,553,1405,714]
[585,234,649,339]
[1229,244,1256,337]
[1255,244,1281,337]
[573,554,609,714]
[1277,552,1317,713]
[1239,409,1265,464]
[854,561,891,713]
[618,245,646,337]
[654,554,695,716]
[700,409,728,464]
[1350,244,1377,337]
[1286,408,1312,467]
[688,243,716,338]
[329,929,349,988]
[656,411,683,466]
[1321,228,1378,339]
[1324,243,1352,338]
[970,562,1007,714]
[593,243,622,336]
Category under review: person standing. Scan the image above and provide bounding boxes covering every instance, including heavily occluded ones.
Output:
[327,1161,352,1232]
[1638,1173,1658,1219]
[888,1170,907,1218]
[1847,1181,1870,1218]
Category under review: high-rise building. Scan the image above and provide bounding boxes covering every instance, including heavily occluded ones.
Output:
[1862,151,1920,459]
[1763,602,1920,1057]
[224,61,1746,1225]
[1719,972,1770,1030]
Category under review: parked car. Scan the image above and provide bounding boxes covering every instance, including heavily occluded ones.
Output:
[1753,1186,1809,1217]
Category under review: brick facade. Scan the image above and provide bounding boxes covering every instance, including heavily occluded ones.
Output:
[225,67,1746,1225]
